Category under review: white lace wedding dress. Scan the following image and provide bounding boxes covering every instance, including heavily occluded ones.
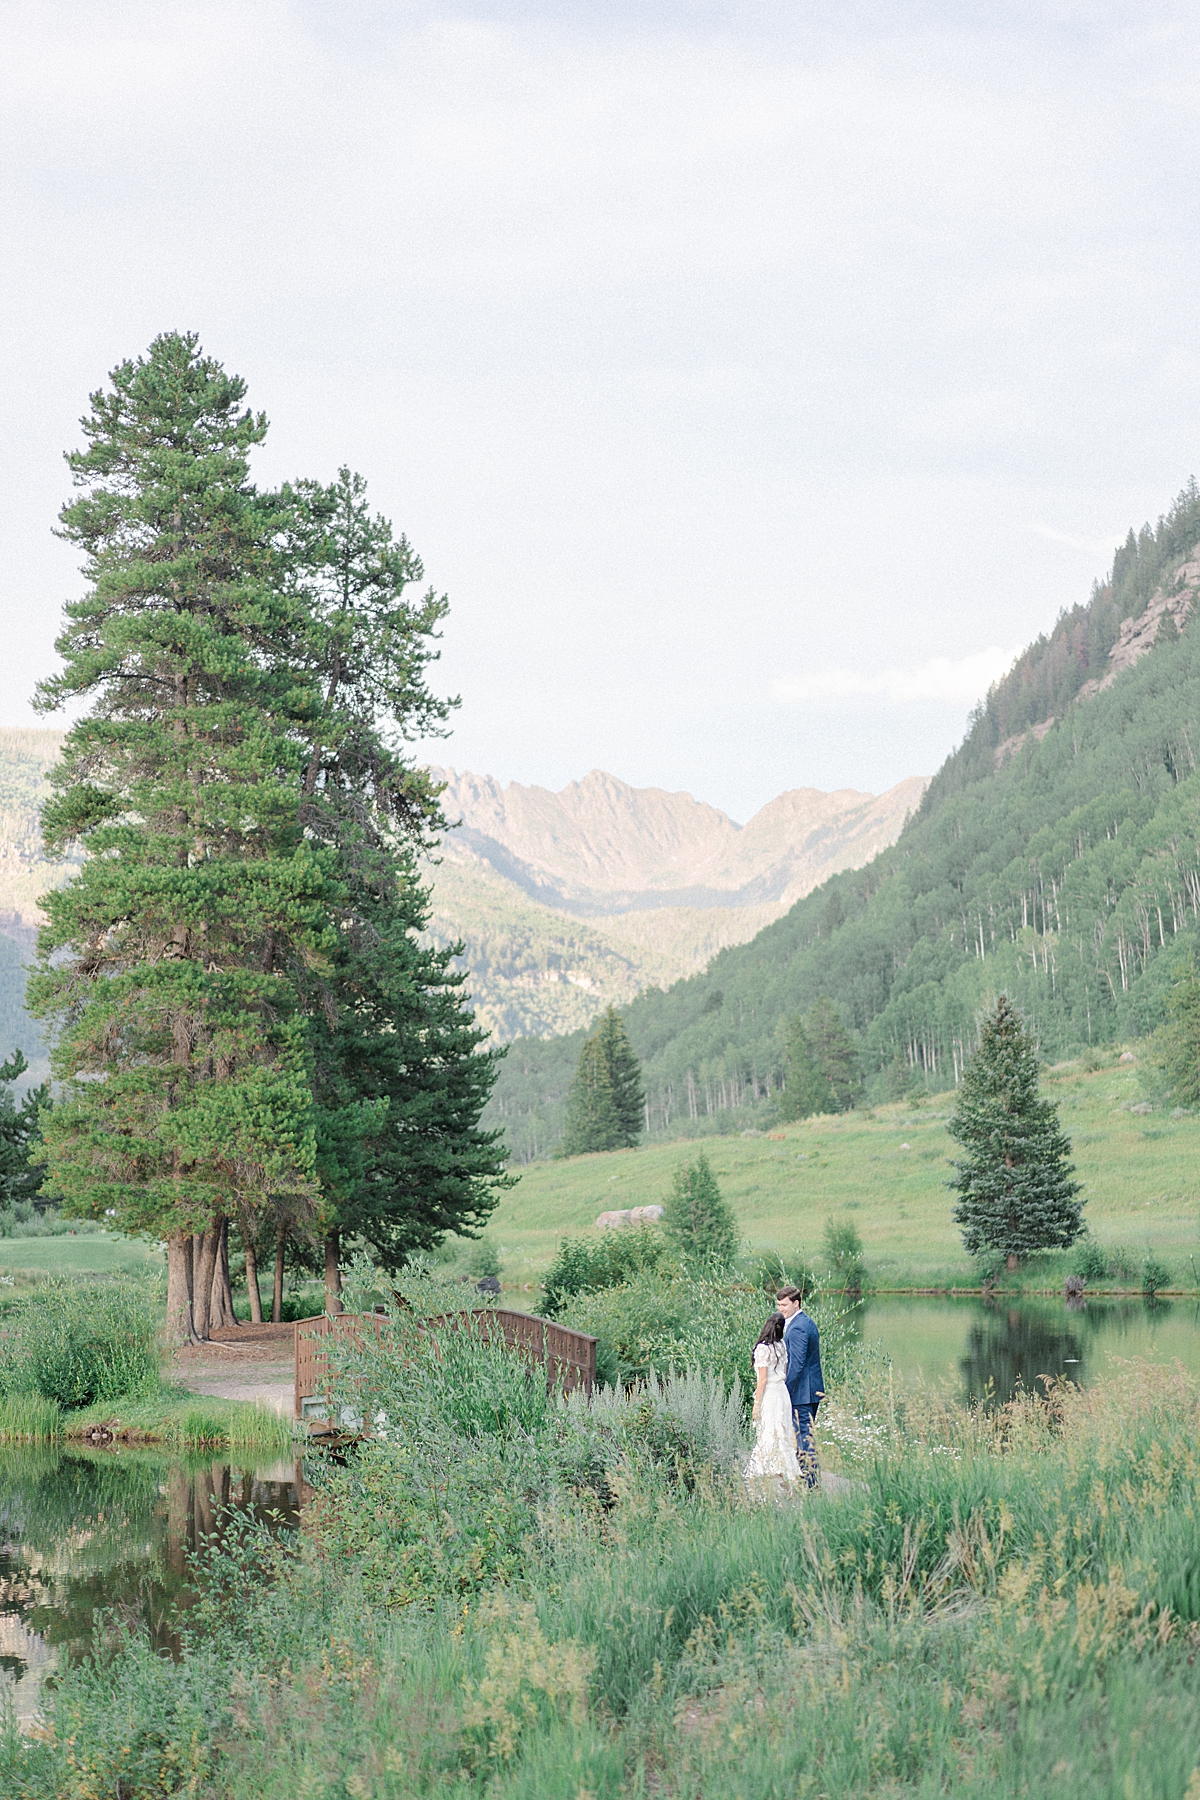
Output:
[742,1342,801,1487]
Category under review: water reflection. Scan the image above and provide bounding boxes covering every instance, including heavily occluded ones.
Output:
[855,1295,1200,1407]
[0,1448,300,1725]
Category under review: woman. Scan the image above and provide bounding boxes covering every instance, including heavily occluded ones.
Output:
[742,1310,802,1491]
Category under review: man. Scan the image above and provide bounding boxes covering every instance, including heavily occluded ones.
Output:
[777,1285,824,1488]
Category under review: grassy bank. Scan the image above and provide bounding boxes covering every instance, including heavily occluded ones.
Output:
[5,1303,1199,1799]
[65,1385,295,1453]
[0,1385,293,1452]
[487,1053,1200,1291]
[0,1230,163,1280]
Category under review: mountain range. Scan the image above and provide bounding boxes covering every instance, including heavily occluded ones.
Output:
[0,730,925,1066]
[423,769,926,1037]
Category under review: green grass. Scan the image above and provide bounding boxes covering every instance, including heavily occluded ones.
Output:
[65,1383,294,1454]
[0,1230,163,1278]
[0,1392,62,1440]
[488,1054,1200,1290]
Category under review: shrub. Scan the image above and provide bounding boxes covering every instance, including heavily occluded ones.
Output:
[1072,1239,1109,1282]
[1142,1253,1172,1297]
[0,1278,159,1408]
[559,1265,848,1399]
[823,1216,865,1290]
[541,1225,669,1317]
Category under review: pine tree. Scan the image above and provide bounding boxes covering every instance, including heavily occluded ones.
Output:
[778,1016,835,1121]
[560,1006,643,1155]
[0,1052,49,1208]
[561,1033,622,1155]
[948,995,1083,1269]
[662,1151,738,1263]
[804,996,862,1111]
[27,332,326,1343]
[281,468,507,1306]
[596,1006,644,1145]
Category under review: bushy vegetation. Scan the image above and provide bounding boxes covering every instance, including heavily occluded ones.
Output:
[7,1312,1200,1797]
[0,1277,160,1408]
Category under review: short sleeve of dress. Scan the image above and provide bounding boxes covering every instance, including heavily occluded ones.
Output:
[753,1343,770,1370]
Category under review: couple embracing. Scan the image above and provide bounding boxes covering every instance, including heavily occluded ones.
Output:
[743,1285,824,1493]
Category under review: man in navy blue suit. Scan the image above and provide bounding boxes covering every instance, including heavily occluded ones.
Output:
[777,1285,823,1488]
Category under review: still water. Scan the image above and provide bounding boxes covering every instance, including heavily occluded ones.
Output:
[0,1449,300,1725]
[852,1294,1200,1404]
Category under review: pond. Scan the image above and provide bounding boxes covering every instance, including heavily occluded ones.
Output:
[0,1447,301,1727]
[852,1294,1200,1404]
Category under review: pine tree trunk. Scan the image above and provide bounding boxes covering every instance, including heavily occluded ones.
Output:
[209,1218,238,1329]
[164,1231,197,1346]
[243,1230,264,1325]
[192,1223,221,1340]
[272,1225,285,1324]
[325,1228,343,1315]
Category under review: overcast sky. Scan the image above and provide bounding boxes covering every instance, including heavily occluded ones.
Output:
[4,1,1200,821]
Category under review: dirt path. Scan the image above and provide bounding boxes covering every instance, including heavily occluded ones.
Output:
[172,1321,295,1416]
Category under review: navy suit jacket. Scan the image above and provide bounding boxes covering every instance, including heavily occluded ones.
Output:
[784,1309,824,1412]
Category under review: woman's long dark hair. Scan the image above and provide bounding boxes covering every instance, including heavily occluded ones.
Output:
[755,1311,786,1349]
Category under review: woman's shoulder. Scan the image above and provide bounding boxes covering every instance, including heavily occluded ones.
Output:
[754,1341,783,1367]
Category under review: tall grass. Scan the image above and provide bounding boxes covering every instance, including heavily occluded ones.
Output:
[0,1392,61,1440]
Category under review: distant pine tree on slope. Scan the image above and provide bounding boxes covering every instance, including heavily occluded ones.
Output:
[949,995,1083,1270]
[561,1007,643,1154]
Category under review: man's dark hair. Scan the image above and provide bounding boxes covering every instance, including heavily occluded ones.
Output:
[775,1285,802,1304]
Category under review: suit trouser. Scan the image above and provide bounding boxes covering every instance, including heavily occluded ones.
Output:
[793,1403,818,1487]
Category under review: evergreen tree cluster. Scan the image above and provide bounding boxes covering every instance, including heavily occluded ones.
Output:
[25,332,508,1340]
[560,1006,644,1155]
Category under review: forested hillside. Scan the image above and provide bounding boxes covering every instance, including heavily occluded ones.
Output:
[488,485,1200,1161]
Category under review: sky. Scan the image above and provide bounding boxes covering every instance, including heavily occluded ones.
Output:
[4,1,1200,823]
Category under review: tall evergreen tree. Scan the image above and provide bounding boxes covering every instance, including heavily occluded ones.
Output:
[948,994,1083,1269]
[28,332,326,1343]
[662,1151,738,1263]
[560,1006,643,1155]
[28,334,509,1333]
[596,1006,644,1145]
[804,996,862,1111]
[778,1016,835,1121]
[281,468,507,1306]
[561,1033,622,1156]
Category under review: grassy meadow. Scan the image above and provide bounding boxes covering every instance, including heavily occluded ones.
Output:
[489,1052,1200,1290]
[0,1230,163,1280]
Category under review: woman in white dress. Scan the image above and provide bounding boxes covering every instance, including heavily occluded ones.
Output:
[743,1310,802,1491]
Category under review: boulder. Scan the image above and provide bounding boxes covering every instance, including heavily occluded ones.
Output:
[595,1204,664,1230]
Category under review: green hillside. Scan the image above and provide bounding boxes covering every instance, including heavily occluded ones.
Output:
[487,484,1200,1161]
[484,1050,1198,1290]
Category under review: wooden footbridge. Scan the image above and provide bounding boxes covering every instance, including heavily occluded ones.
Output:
[294,1306,597,1424]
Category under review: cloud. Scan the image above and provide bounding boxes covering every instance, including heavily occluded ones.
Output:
[773,646,1021,708]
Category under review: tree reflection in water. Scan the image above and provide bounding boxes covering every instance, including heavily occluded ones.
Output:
[0,1449,300,1724]
[960,1298,1177,1406]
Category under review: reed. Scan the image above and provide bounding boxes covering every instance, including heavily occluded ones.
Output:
[0,1392,61,1441]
